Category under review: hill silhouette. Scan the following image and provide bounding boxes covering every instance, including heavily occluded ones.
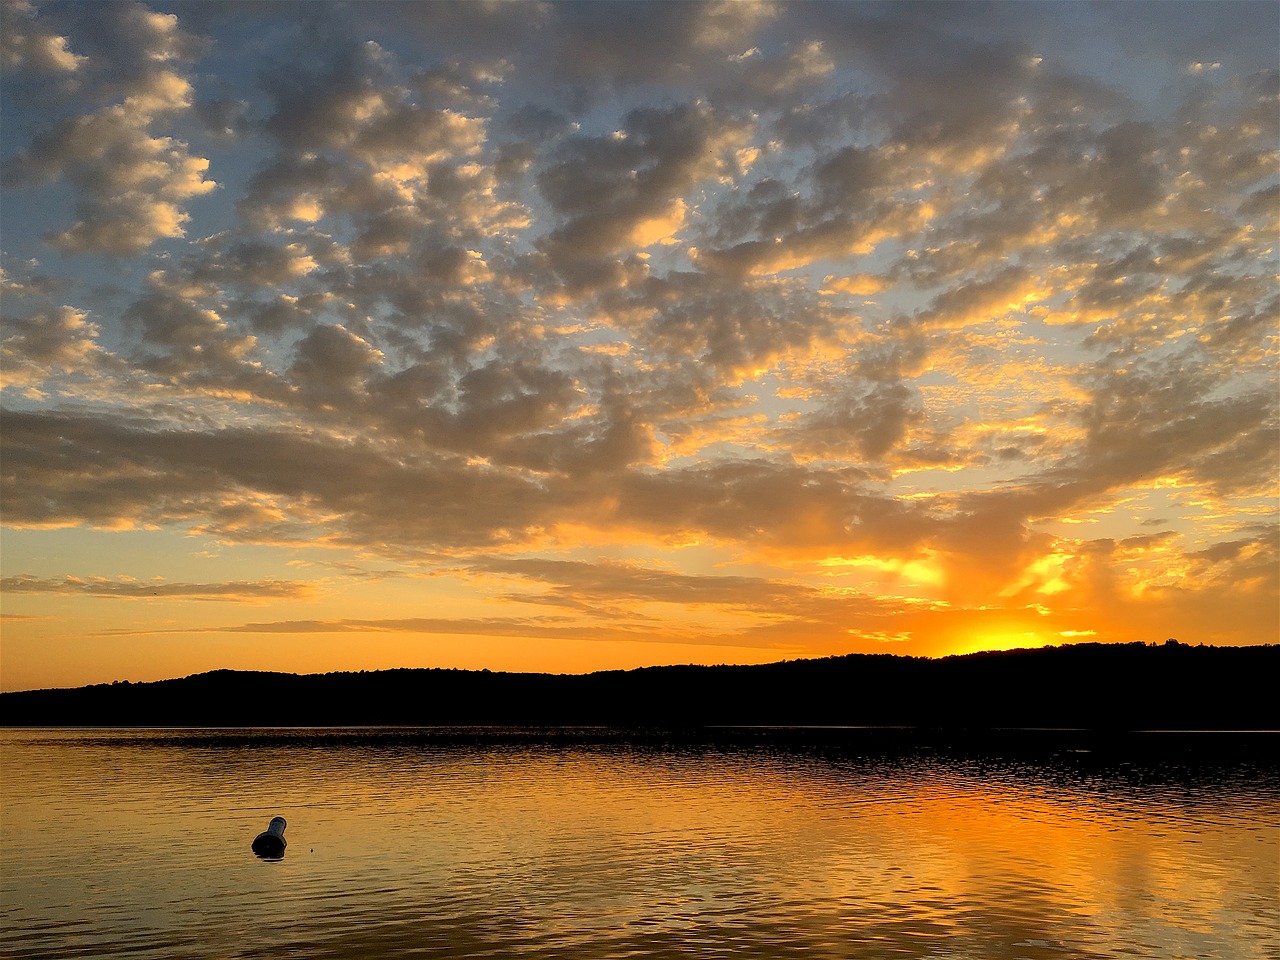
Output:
[2,641,1276,730]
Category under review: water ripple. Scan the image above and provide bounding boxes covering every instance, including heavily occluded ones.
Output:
[3,728,1278,959]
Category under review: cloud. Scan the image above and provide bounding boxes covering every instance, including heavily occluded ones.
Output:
[123,291,267,388]
[0,408,553,548]
[594,271,840,382]
[478,556,821,613]
[904,265,1046,330]
[2,1,214,253]
[97,613,783,650]
[239,33,514,259]
[1,305,110,390]
[1,575,314,602]
[1,0,84,74]
[779,380,923,463]
[290,324,383,404]
[9,103,215,253]
[0,1,1274,678]
[535,102,753,292]
[545,0,777,92]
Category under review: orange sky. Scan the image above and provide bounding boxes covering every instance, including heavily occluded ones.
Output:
[1,1,1276,691]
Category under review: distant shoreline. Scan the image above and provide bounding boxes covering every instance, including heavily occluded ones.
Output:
[4,641,1277,730]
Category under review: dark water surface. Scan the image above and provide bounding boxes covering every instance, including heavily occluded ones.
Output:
[2,728,1277,959]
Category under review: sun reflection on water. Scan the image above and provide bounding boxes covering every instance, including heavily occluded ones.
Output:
[2,729,1277,959]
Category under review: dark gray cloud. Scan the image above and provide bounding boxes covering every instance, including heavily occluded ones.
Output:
[0,408,555,549]
[535,102,752,292]
[1,305,111,388]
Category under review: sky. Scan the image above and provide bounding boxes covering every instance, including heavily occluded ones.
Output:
[1,0,1276,692]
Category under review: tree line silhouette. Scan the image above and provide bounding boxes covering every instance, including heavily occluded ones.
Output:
[2,641,1276,730]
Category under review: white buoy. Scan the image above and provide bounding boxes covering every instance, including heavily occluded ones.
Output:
[252,816,287,859]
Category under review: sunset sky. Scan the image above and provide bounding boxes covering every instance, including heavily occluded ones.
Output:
[1,0,1276,692]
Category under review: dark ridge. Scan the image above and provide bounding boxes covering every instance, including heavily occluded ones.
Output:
[2,641,1276,730]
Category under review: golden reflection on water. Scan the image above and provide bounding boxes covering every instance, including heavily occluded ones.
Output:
[2,729,1277,959]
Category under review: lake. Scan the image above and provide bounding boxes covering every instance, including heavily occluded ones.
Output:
[2,728,1277,959]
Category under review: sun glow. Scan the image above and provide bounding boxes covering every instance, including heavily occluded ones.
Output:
[958,631,1056,656]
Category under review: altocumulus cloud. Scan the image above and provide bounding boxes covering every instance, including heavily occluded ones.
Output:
[0,0,1276,681]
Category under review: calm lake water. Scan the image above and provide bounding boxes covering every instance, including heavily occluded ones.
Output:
[2,728,1277,959]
